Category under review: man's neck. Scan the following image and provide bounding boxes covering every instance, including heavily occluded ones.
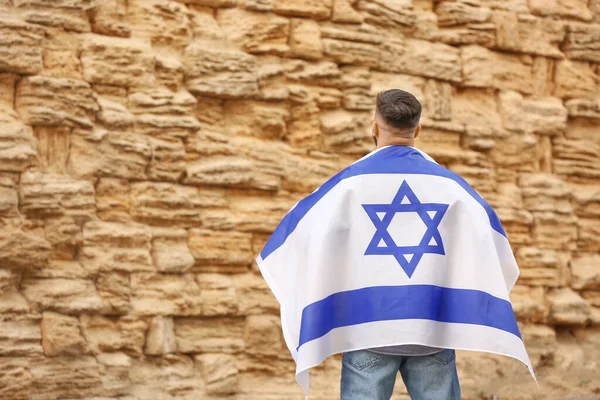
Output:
[377,137,414,148]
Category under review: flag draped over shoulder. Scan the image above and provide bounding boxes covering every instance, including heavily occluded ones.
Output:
[256,145,535,395]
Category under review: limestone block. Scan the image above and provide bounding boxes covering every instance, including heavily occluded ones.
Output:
[320,109,372,154]
[29,356,104,400]
[571,254,600,290]
[81,34,155,87]
[234,273,279,315]
[434,21,496,47]
[520,324,557,367]
[134,114,200,141]
[532,212,578,250]
[578,217,600,252]
[356,0,416,28]
[0,319,43,356]
[176,0,235,6]
[188,229,254,267]
[22,278,103,313]
[13,0,95,32]
[224,101,289,139]
[0,358,32,400]
[461,46,535,94]
[218,8,289,55]
[284,59,343,85]
[332,0,363,23]
[175,318,245,353]
[0,290,31,314]
[129,355,203,399]
[155,55,184,91]
[510,285,548,323]
[0,121,37,173]
[283,152,341,193]
[130,182,208,227]
[396,40,462,82]
[289,18,322,60]
[184,45,259,98]
[570,182,600,218]
[322,38,390,70]
[554,60,599,99]
[0,14,44,75]
[490,133,537,171]
[197,274,238,316]
[0,268,16,294]
[150,228,194,274]
[0,229,51,270]
[547,288,591,325]
[244,314,286,357]
[583,290,600,307]
[96,97,135,130]
[435,0,491,26]
[95,351,132,396]
[16,76,98,129]
[519,173,572,214]
[148,138,187,181]
[69,129,152,180]
[97,272,131,315]
[492,12,565,58]
[424,80,452,121]
[145,316,176,355]
[529,0,593,21]
[286,100,322,149]
[565,97,600,119]
[272,0,332,19]
[130,273,203,316]
[563,22,600,62]
[129,88,196,116]
[41,312,86,356]
[240,0,273,11]
[81,315,147,355]
[128,0,192,49]
[82,221,153,274]
[95,178,131,222]
[553,138,600,180]
[33,126,71,173]
[496,208,533,245]
[499,91,568,136]
[195,353,238,395]
[91,0,130,37]
[515,246,566,287]
[341,88,372,111]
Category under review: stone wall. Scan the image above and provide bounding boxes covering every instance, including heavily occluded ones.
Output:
[0,0,599,399]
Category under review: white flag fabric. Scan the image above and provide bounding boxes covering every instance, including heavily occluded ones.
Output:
[257,145,535,395]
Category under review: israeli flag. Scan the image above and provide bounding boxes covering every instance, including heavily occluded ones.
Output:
[257,146,535,395]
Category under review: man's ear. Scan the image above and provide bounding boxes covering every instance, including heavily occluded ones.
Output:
[414,124,421,140]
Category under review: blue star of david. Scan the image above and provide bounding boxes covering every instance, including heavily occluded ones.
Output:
[362,181,449,278]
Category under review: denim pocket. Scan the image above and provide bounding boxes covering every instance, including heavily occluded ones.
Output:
[343,350,381,371]
[427,349,456,366]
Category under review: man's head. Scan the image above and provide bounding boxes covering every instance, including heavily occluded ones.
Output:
[372,89,422,147]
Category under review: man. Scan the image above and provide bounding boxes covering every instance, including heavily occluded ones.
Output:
[340,90,460,400]
[256,90,533,400]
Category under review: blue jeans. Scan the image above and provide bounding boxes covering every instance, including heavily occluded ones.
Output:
[340,349,461,400]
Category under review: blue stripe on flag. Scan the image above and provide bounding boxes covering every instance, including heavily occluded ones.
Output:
[297,285,521,349]
[261,146,505,260]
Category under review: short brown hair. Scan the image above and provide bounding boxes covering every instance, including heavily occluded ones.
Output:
[376,89,422,131]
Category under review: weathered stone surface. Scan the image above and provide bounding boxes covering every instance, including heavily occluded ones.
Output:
[184,45,259,98]
[332,0,363,23]
[436,0,491,26]
[13,0,95,32]
[29,356,105,400]
[461,45,536,94]
[578,217,600,252]
[41,312,86,356]
[553,137,600,180]
[175,318,244,353]
[81,34,155,87]
[511,285,548,323]
[357,0,416,28]
[499,91,568,136]
[151,228,195,274]
[492,12,565,57]
[145,316,176,355]
[0,119,37,173]
[16,76,98,129]
[195,353,238,395]
[0,229,51,270]
[197,274,238,316]
[272,0,332,19]
[515,246,567,287]
[20,171,96,219]
[0,14,44,75]
[234,273,279,315]
[563,22,600,62]
[128,0,192,49]
[565,97,600,120]
[571,254,600,290]
[22,278,103,314]
[223,101,290,139]
[0,358,32,400]
[97,272,131,315]
[0,319,43,356]
[130,273,203,316]
[189,229,254,267]
[81,221,153,274]
[529,0,593,21]
[554,60,599,99]
[244,314,286,357]
[218,8,289,55]
[547,288,591,325]
[81,315,147,355]
[91,0,130,37]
